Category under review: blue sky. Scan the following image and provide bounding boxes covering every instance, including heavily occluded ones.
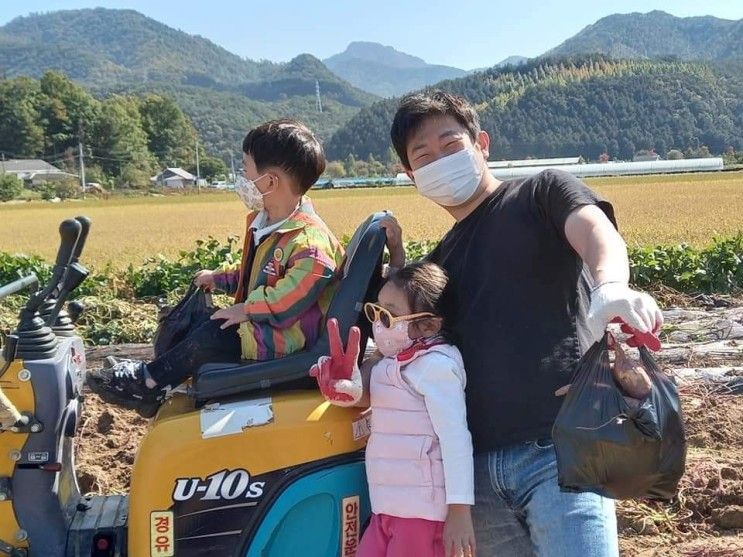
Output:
[2,1,742,70]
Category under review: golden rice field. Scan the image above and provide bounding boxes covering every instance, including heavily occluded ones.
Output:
[1,171,741,269]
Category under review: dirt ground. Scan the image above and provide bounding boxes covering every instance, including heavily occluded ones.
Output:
[77,304,743,556]
[616,381,743,556]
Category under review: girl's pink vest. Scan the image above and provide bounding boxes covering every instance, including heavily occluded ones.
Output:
[365,344,463,522]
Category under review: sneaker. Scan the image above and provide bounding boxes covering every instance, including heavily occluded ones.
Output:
[86,360,164,418]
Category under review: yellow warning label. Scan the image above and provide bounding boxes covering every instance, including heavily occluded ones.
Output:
[150,511,174,557]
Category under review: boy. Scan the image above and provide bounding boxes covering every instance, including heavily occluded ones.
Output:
[88,119,344,417]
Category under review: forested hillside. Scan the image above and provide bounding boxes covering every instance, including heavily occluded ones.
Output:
[547,10,743,61]
[0,9,377,156]
[326,56,743,162]
[0,72,208,187]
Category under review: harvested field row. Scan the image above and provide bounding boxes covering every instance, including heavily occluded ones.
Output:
[2,171,741,268]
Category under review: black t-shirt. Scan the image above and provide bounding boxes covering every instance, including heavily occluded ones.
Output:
[427,169,616,452]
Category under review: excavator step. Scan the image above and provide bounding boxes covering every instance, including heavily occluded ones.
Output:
[66,495,128,557]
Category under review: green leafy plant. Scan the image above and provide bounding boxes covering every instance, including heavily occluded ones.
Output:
[2,233,741,347]
[0,252,53,285]
[123,235,241,298]
[37,183,57,201]
[54,179,80,200]
[0,173,24,202]
[403,240,438,262]
[628,233,743,293]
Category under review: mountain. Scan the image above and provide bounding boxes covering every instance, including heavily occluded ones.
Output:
[470,56,529,73]
[323,41,467,97]
[0,8,274,86]
[497,56,528,67]
[326,42,435,70]
[117,77,370,157]
[0,9,378,155]
[547,10,743,61]
[239,54,372,106]
[326,55,743,162]
[4,8,743,163]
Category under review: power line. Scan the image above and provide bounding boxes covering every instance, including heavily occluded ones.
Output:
[2,143,227,170]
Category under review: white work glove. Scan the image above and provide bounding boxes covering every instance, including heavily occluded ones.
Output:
[586,282,664,346]
[310,355,363,407]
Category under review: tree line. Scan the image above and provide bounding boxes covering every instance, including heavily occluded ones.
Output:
[0,71,228,189]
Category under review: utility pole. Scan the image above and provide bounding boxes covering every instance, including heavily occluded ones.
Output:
[195,139,201,193]
[230,151,236,184]
[315,80,322,113]
[78,125,86,199]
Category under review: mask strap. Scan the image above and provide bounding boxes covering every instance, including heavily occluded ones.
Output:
[252,173,274,198]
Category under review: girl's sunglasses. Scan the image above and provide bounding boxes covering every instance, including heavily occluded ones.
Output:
[363,302,436,329]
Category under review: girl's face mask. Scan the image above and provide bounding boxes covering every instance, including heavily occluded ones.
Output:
[372,319,414,358]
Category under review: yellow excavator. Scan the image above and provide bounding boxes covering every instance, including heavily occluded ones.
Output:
[0,213,386,556]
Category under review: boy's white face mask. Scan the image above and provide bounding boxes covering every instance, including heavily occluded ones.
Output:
[412,147,484,207]
[236,174,270,211]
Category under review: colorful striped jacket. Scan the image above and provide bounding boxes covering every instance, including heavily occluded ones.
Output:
[212,197,344,360]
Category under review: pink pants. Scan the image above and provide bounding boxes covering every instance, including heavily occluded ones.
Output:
[357,513,445,557]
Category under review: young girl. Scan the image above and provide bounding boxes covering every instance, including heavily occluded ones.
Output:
[311,261,475,557]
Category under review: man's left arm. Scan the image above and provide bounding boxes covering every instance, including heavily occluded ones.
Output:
[564,204,664,345]
[565,204,629,285]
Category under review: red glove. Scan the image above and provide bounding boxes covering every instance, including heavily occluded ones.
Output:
[610,317,662,352]
[309,318,363,406]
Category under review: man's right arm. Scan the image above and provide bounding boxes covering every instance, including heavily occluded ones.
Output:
[380,215,405,269]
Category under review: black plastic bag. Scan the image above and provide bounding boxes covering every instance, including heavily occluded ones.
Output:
[552,336,686,500]
[153,284,216,358]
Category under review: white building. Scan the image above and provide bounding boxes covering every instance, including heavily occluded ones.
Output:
[489,158,724,180]
[152,167,197,188]
[396,157,724,183]
[1,159,78,185]
[487,157,581,169]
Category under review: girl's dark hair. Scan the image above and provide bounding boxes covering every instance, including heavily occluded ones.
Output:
[242,118,326,194]
[387,261,458,342]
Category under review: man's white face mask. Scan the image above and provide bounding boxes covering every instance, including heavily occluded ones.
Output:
[412,147,484,206]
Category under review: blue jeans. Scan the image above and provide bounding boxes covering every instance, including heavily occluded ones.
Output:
[472,439,618,557]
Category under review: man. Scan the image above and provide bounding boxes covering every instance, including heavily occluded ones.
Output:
[88,119,344,418]
[317,91,662,556]
[385,91,664,556]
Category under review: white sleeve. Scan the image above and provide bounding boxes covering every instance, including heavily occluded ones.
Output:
[409,355,474,506]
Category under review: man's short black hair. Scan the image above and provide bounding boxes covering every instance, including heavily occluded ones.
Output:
[242,119,326,194]
[391,91,481,169]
